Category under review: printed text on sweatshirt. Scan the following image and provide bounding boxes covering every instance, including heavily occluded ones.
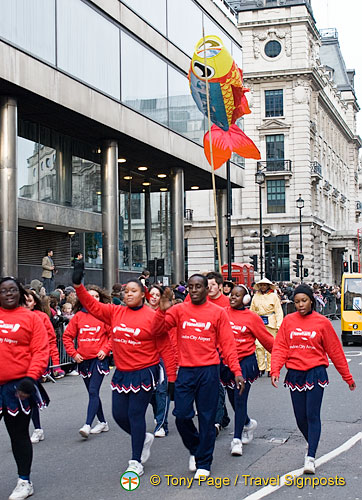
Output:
[271,311,354,385]
[0,307,49,384]
[152,301,242,376]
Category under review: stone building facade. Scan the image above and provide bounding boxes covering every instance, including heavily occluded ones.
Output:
[186,0,361,284]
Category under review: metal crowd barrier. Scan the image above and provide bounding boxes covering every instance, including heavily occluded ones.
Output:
[49,323,75,369]
[284,296,340,320]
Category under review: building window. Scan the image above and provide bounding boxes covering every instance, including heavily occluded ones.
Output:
[125,193,142,220]
[265,90,283,117]
[266,134,284,170]
[264,235,290,281]
[265,40,281,58]
[267,180,285,213]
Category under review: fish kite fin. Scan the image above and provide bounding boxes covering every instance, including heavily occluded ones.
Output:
[229,124,261,161]
[204,124,260,169]
[204,125,233,169]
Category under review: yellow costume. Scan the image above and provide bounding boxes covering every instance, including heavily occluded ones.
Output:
[250,284,283,373]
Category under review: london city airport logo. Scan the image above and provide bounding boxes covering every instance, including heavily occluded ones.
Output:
[120,471,140,491]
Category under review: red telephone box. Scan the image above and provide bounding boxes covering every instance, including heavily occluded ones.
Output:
[221,263,255,288]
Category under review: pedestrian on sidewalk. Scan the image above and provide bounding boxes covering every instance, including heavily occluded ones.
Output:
[224,285,274,456]
[271,284,356,475]
[0,277,49,500]
[63,285,112,438]
[72,271,176,477]
[41,249,56,295]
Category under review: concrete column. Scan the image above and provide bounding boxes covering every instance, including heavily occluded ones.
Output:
[101,141,119,290]
[171,167,185,283]
[55,135,72,206]
[0,97,18,277]
[145,188,152,265]
[217,189,227,265]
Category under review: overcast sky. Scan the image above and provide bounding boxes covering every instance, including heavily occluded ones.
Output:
[311,0,362,135]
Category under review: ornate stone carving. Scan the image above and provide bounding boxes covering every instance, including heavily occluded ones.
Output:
[293,79,311,104]
[252,28,291,59]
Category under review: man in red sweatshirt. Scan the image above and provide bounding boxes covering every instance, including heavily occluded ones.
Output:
[152,274,243,478]
[206,271,230,308]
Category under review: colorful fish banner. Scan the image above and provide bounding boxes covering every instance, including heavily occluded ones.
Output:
[189,35,260,169]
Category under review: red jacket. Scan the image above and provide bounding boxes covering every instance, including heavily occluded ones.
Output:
[75,286,177,381]
[225,307,274,360]
[271,311,354,385]
[63,311,111,360]
[33,309,60,366]
[0,306,49,384]
[151,301,242,377]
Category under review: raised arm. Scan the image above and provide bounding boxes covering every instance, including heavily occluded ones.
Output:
[74,284,114,326]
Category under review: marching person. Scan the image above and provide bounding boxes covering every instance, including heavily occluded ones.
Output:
[72,271,176,477]
[271,284,356,474]
[224,285,274,456]
[153,274,244,479]
[24,289,64,445]
[63,285,112,438]
[148,284,170,438]
[0,277,49,500]
[250,278,283,377]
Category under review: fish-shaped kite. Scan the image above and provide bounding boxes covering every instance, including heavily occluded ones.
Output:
[189,35,260,169]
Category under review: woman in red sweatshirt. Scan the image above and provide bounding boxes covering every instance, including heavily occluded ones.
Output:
[72,274,177,478]
[224,285,274,456]
[271,284,356,475]
[0,277,49,500]
[24,288,65,445]
[63,285,112,439]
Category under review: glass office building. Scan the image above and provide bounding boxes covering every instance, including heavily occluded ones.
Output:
[0,0,244,287]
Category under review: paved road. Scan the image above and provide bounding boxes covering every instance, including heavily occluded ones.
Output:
[1,320,361,500]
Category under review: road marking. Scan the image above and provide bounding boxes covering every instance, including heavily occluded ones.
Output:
[242,432,362,500]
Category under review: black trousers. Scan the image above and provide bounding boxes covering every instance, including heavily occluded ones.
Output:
[0,410,32,476]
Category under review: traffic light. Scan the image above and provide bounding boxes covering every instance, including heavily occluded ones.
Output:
[343,261,349,273]
[270,256,276,269]
[352,262,358,273]
[303,268,309,278]
[293,260,300,277]
[250,254,258,271]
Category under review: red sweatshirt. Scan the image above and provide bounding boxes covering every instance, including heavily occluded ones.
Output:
[63,311,111,360]
[0,306,49,384]
[75,286,177,381]
[225,307,274,360]
[271,311,354,385]
[33,309,60,366]
[152,301,242,376]
[209,293,230,308]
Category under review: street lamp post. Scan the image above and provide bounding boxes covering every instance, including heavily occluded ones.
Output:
[255,168,266,279]
[296,194,305,281]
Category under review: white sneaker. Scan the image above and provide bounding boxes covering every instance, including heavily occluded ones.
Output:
[189,455,196,472]
[230,438,243,456]
[90,421,109,434]
[140,432,154,464]
[79,424,91,438]
[125,460,144,477]
[242,418,257,444]
[194,469,210,479]
[154,427,166,438]
[8,479,34,500]
[30,428,44,444]
[68,369,79,376]
[303,456,315,474]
